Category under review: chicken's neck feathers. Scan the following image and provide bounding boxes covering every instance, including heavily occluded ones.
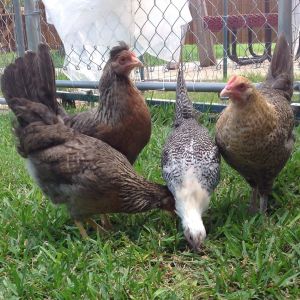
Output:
[120,177,174,212]
[230,88,278,130]
[98,71,135,124]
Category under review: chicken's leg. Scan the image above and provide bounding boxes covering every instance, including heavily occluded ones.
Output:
[86,218,108,234]
[259,195,268,213]
[248,187,259,214]
[74,219,108,238]
[74,220,89,239]
[100,214,112,230]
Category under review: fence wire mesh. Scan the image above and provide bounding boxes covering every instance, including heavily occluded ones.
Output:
[40,0,281,83]
[0,0,300,89]
[0,1,18,67]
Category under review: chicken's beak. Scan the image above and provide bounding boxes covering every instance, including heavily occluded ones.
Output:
[220,86,231,98]
[131,56,143,68]
[184,227,206,253]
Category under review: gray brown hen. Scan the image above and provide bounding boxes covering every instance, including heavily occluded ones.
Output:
[1,45,174,237]
[2,42,151,228]
[215,33,295,213]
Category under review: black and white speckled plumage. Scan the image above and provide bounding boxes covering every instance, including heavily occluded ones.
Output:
[162,118,220,196]
[161,67,220,250]
[162,69,220,197]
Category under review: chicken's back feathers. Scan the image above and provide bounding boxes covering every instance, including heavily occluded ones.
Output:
[260,33,293,101]
[162,119,220,195]
[6,98,67,157]
[1,44,59,114]
[163,67,220,195]
[6,96,174,218]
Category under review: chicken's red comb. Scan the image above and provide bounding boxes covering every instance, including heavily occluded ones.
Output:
[225,75,238,89]
[227,75,237,85]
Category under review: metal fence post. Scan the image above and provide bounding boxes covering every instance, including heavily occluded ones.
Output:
[24,0,41,51]
[222,0,228,79]
[12,0,25,57]
[278,0,292,47]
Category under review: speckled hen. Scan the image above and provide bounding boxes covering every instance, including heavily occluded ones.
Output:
[215,33,295,213]
[162,67,220,251]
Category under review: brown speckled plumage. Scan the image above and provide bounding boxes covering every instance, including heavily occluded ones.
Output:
[215,34,295,212]
[1,45,174,236]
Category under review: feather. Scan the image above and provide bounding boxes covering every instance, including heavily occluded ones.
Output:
[1,44,58,113]
[261,33,294,100]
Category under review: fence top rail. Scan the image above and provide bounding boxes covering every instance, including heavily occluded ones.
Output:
[55,80,300,93]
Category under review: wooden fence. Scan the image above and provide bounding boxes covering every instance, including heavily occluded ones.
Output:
[185,0,278,45]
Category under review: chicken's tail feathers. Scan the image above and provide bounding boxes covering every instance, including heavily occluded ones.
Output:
[174,60,195,127]
[263,33,293,100]
[1,43,61,114]
[8,97,71,157]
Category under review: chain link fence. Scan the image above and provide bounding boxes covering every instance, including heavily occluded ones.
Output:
[0,0,300,93]
[40,0,281,83]
[0,1,18,67]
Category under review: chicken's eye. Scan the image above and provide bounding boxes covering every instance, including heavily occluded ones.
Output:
[119,57,127,65]
[238,83,246,90]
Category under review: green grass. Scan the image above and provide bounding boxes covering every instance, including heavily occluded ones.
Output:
[0,106,299,299]
[183,43,275,62]
[0,50,64,68]
[0,51,18,68]
[143,43,276,66]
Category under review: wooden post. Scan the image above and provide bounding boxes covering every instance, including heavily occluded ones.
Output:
[189,0,216,66]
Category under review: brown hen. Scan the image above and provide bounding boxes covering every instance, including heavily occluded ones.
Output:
[1,47,174,238]
[2,42,151,165]
[215,34,295,213]
[64,42,151,165]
